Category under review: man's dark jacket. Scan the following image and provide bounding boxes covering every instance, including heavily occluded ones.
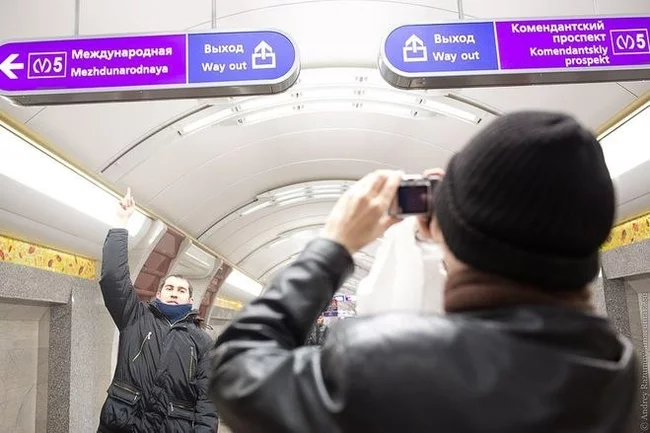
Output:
[98,229,218,433]
[207,238,637,433]
[305,322,328,346]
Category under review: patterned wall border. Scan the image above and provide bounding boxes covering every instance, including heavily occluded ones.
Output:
[602,212,650,251]
[214,297,244,310]
[0,234,245,308]
[0,215,646,281]
[0,235,96,280]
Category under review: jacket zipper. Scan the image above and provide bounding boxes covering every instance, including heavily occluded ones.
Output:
[188,345,196,379]
[113,382,140,402]
[132,331,152,362]
[172,401,194,410]
[147,308,197,382]
[171,312,194,327]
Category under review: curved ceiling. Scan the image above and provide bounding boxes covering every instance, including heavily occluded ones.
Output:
[2,0,650,294]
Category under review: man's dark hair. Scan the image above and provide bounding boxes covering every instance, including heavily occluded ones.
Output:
[159,274,193,297]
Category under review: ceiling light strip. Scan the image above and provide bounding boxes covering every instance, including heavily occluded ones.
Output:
[242,97,476,125]
[596,89,650,137]
[598,100,650,179]
[0,113,261,296]
[180,94,479,134]
[0,123,148,237]
[101,104,213,173]
[178,67,483,135]
[259,254,300,280]
[237,225,323,265]
[199,180,353,239]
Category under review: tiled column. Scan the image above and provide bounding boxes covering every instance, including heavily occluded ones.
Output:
[0,261,115,433]
[600,237,650,433]
[600,276,647,431]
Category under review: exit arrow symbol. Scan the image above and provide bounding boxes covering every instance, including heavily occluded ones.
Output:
[0,54,24,79]
[254,41,273,59]
[404,34,424,50]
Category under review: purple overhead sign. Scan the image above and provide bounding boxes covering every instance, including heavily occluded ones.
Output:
[0,30,300,105]
[380,15,650,89]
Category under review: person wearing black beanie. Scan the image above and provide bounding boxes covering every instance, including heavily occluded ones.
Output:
[207,110,637,433]
[433,110,615,291]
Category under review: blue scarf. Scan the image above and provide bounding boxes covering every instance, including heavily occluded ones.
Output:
[153,298,193,323]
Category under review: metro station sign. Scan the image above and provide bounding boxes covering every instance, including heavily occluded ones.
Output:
[379,16,650,89]
[0,30,300,105]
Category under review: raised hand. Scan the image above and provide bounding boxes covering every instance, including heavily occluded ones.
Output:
[116,187,135,228]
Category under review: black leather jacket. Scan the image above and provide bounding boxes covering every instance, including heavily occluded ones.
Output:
[208,238,637,433]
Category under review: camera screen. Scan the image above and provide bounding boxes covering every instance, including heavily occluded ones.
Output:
[397,185,429,214]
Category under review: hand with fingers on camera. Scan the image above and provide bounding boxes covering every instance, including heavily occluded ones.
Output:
[323,170,404,255]
[414,168,445,243]
[116,187,136,229]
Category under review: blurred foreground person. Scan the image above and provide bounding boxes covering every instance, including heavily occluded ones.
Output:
[207,111,637,433]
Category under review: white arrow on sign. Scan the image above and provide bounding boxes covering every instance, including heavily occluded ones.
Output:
[0,54,24,79]
[254,41,273,59]
[402,34,427,62]
[251,40,276,69]
[404,34,425,50]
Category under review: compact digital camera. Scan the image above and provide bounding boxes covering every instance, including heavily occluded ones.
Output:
[388,174,442,217]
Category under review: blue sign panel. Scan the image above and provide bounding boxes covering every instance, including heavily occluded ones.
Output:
[379,16,650,89]
[388,22,499,73]
[187,31,298,85]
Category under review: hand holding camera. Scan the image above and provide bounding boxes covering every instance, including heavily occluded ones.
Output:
[323,169,444,255]
[394,168,445,242]
[323,170,402,254]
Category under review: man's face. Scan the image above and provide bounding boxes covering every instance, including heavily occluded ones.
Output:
[157,276,193,305]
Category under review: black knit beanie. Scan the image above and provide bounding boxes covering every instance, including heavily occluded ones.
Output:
[434,111,615,290]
